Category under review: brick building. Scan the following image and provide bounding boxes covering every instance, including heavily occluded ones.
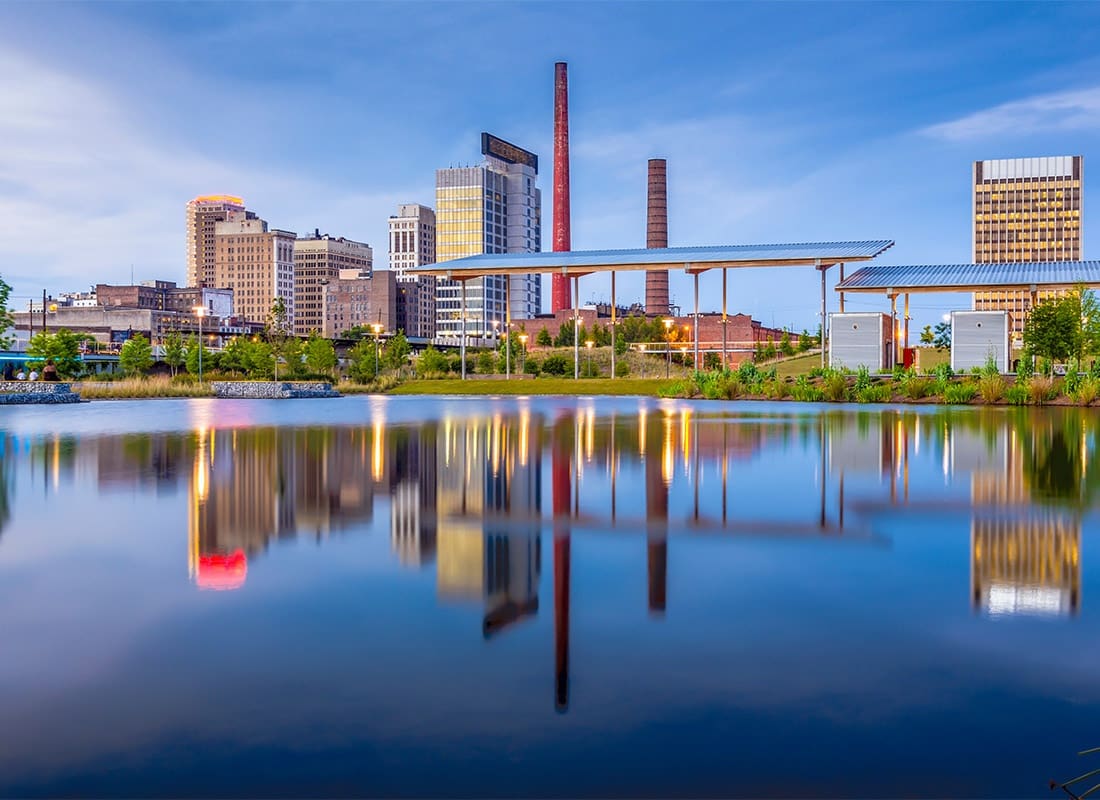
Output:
[322,269,398,338]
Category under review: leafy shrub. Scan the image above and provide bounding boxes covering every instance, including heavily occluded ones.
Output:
[855,384,892,403]
[416,346,449,377]
[1075,377,1100,406]
[977,375,1005,403]
[737,362,759,384]
[1017,353,1035,380]
[1004,385,1028,405]
[791,375,824,402]
[763,378,790,399]
[524,357,541,376]
[854,365,872,393]
[903,376,933,400]
[822,371,850,402]
[980,355,1000,378]
[614,360,630,377]
[1063,365,1081,396]
[541,354,569,376]
[1026,376,1055,405]
[476,351,495,375]
[659,380,694,398]
[944,382,979,404]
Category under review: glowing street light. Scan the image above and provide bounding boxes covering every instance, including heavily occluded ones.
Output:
[585,339,595,377]
[193,305,206,384]
[518,333,528,374]
[371,322,383,377]
[663,318,674,378]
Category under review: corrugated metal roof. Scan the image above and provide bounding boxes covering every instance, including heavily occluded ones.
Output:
[837,261,1100,293]
[411,240,894,276]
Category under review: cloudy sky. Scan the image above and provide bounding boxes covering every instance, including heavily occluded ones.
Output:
[2,1,1098,331]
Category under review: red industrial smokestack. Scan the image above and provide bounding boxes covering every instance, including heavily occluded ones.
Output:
[551,62,572,312]
[646,158,669,315]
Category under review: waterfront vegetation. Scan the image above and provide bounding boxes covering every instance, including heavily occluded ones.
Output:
[658,357,1100,406]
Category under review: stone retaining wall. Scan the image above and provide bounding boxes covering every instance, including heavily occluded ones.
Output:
[0,382,81,404]
[210,381,340,399]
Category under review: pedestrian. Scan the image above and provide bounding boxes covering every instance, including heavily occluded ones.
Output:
[2,362,13,381]
[41,359,59,382]
[27,369,38,382]
[15,370,26,381]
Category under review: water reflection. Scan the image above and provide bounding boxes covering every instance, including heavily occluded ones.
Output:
[2,405,1096,684]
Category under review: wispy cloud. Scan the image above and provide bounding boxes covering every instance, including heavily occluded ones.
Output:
[923,86,1100,141]
[0,48,409,302]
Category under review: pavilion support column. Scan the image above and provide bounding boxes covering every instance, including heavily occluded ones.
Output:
[889,293,898,369]
[692,267,700,371]
[610,271,617,380]
[460,280,468,380]
[818,260,826,369]
[721,268,728,370]
[506,274,512,380]
[839,263,846,313]
[573,275,580,380]
[904,293,910,352]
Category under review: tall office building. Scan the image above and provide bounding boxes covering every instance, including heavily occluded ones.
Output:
[435,134,541,342]
[213,214,296,327]
[973,156,1084,336]
[389,204,437,339]
[293,231,373,336]
[186,195,248,288]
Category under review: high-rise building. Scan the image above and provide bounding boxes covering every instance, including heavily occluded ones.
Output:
[389,204,437,339]
[435,134,541,342]
[293,230,373,336]
[185,195,248,288]
[213,214,296,327]
[972,156,1084,336]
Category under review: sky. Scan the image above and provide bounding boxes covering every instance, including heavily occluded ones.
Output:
[2,1,1099,332]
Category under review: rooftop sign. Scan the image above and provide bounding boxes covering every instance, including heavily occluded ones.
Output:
[481,133,538,173]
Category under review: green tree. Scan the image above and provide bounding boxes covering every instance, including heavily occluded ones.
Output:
[26,329,83,378]
[184,334,209,376]
[118,333,154,377]
[536,327,553,347]
[281,336,305,379]
[0,276,14,350]
[347,339,378,383]
[614,333,627,356]
[304,334,337,376]
[245,339,274,378]
[554,319,576,347]
[933,321,951,350]
[798,329,813,352]
[476,350,495,374]
[265,296,291,380]
[1023,296,1080,363]
[217,336,251,375]
[163,330,186,376]
[382,331,411,371]
[920,325,934,345]
[1068,284,1100,363]
[779,331,794,356]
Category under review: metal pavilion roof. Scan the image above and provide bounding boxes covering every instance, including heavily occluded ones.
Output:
[412,240,894,278]
[836,261,1100,294]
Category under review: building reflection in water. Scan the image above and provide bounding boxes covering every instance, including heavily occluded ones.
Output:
[3,402,1098,710]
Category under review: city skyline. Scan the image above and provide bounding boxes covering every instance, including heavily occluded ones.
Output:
[2,2,1099,331]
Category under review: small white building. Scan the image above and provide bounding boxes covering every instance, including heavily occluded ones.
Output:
[828,312,894,371]
[951,310,1010,373]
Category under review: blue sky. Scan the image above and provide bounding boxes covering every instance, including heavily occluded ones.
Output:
[2,1,1099,332]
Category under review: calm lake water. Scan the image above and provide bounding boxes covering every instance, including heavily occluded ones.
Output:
[1,396,1098,798]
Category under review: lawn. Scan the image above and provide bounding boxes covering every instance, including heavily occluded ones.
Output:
[387,378,674,396]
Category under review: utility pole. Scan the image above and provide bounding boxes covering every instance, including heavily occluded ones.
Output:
[42,289,47,334]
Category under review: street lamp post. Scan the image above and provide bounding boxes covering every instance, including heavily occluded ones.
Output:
[193,306,206,384]
[371,323,383,377]
[639,344,646,378]
[663,318,673,378]
[518,333,528,375]
[585,339,594,377]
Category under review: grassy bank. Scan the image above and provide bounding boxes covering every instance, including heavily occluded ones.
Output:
[74,376,215,399]
[388,378,673,396]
